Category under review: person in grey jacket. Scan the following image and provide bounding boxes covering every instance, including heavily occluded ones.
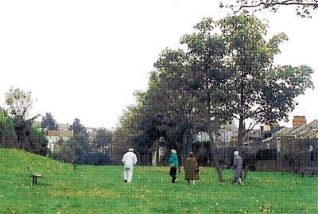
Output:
[233,150,243,185]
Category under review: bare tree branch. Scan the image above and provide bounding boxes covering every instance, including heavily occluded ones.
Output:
[222,0,318,17]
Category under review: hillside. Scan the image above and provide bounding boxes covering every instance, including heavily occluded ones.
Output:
[0,148,317,213]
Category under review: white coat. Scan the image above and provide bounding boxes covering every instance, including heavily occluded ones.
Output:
[122,151,137,169]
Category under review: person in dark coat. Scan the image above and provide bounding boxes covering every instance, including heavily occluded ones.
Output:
[233,150,243,185]
[185,152,199,185]
[168,149,179,183]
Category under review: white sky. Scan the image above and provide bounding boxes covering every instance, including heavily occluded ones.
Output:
[0,0,317,129]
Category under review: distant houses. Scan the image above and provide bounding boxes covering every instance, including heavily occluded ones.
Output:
[260,117,318,150]
[275,119,318,140]
[39,123,73,152]
[31,115,317,174]
[47,129,73,152]
[250,116,318,175]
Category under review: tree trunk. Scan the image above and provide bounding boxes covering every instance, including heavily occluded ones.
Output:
[208,131,224,182]
[181,133,187,166]
[238,115,244,147]
[156,140,159,165]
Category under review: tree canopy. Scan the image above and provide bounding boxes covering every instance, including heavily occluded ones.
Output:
[41,112,58,131]
[115,13,314,181]
[1,88,47,155]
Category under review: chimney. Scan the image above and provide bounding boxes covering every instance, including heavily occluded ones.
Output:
[292,116,306,128]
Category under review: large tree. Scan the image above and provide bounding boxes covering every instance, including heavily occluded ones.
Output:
[180,18,232,182]
[219,13,314,146]
[5,87,40,149]
[3,88,47,155]
[115,13,314,182]
[153,48,196,166]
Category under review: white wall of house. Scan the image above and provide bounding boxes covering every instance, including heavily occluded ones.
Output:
[47,136,71,152]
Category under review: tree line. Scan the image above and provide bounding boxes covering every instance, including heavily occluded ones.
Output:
[113,13,313,181]
[0,13,314,180]
[0,89,113,165]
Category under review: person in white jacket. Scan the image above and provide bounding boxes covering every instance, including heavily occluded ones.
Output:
[122,148,137,183]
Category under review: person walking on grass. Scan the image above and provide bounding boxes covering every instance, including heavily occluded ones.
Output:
[168,149,179,183]
[233,150,243,185]
[185,152,199,185]
[122,148,137,183]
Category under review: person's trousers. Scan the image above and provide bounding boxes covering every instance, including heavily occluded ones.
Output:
[169,166,177,183]
[233,169,242,184]
[124,168,134,182]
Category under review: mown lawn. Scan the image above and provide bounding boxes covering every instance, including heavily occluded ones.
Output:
[0,148,317,213]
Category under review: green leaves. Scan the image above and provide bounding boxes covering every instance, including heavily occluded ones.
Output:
[5,87,33,119]
[117,13,314,160]
[41,112,58,131]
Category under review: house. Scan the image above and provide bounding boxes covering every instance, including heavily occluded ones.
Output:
[194,123,238,146]
[47,130,73,152]
[57,123,71,131]
[275,119,318,139]
[256,117,318,174]
[218,123,238,144]
[292,116,307,128]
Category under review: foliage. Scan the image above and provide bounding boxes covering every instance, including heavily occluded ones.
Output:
[0,109,16,147]
[52,121,112,165]
[41,112,58,131]
[218,13,314,146]
[1,148,318,213]
[180,17,232,181]
[2,88,47,155]
[52,139,77,163]
[69,118,86,137]
[112,105,142,163]
[115,14,314,180]
[5,87,34,120]
[93,128,113,148]
[28,127,48,156]
[221,0,318,17]
[153,48,196,164]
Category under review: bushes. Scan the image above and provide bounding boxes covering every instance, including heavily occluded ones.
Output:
[0,110,16,147]
[0,109,48,156]
[51,139,111,165]
[27,127,48,156]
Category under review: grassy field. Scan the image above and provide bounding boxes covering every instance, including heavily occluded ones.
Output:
[0,148,317,213]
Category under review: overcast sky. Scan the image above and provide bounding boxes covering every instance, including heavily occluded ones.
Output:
[0,0,317,129]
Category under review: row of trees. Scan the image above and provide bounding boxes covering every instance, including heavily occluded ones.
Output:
[0,88,114,165]
[39,113,114,165]
[114,13,314,181]
[51,118,113,165]
[0,13,315,179]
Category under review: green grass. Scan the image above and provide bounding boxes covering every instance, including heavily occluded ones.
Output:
[0,148,317,213]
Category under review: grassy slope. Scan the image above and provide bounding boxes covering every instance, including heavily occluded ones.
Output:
[0,148,317,214]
